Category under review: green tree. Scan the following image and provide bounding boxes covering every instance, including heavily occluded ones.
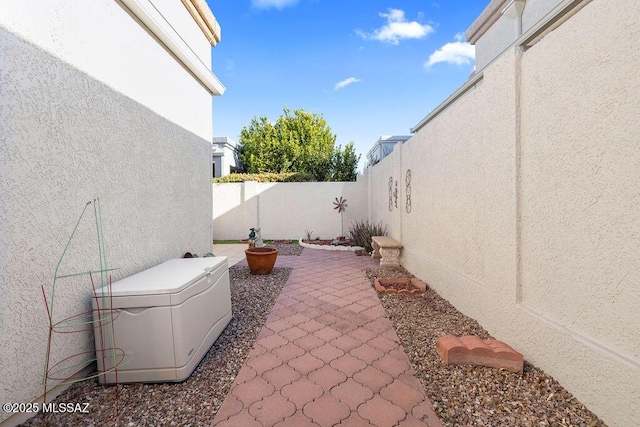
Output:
[331,142,360,181]
[238,107,359,181]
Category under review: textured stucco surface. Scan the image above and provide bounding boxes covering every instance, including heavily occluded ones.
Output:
[472,0,562,71]
[399,46,518,319]
[212,179,369,241]
[518,0,640,415]
[367,144,403,243]
[0,0,213,141]
[367,1,639,425]
[0,8,214,423]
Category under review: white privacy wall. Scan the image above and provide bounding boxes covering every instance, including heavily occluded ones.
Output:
[0,0,219,424]
[212,178,369,241]
[367,1,639,425]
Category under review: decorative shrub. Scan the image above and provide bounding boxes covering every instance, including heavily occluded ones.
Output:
[348,220,386,254]
[213,172,315,183]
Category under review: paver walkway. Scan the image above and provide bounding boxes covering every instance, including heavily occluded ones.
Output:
[212,248,442,427]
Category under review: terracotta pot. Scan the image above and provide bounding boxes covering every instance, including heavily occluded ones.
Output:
[245,247,278,275]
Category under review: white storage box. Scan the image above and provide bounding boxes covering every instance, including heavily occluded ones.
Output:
[92,257,232,384]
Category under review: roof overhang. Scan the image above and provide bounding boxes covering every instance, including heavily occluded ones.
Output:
[121,0,226,95]
[181,0,221,46]
[466,0,509,44]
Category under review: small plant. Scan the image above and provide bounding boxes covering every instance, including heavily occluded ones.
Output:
[348,219,387,254]
[304,229,313,241]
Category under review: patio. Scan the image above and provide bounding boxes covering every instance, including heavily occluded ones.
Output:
[212,245,441,427]
[22,243,605,426]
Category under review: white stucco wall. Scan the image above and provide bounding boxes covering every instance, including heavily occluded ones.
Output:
[367,145,403,242]
[370,1,639,425]
[0,0,213,140]
[518,0,640,420]
[472,0,562,71]
[0,1,218,424]
[212,179,369,241]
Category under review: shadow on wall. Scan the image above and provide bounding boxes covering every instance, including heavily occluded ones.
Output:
[212,180,369,241]
[1,28,212,423]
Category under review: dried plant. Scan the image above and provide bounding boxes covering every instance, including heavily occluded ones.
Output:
[348,220,386,254]
[304,229,313,241]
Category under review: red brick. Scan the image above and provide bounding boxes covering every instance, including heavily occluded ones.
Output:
[214,395,243,422]
[214,409,262,427]
[436,335,523,372]
[311,343,345,363]
[262,364,302,390]
[411,400,444,427]
[358,395,405,427]
[331,378,374,410]
[380,379,425,412]
[233,366,257,385]
[288,353,324,375]
[249,393,296,426]
[350,343,384,364]
[308,365,347,389]
[272,342,305,362]
[273,412,320,427]
[281,379,324,409]
[246,352,283,375]
[303,393,351,426]
[337,412,375,426]
[330,354,368,376]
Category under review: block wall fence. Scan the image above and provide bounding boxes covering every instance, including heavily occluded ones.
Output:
[212,2,640,424]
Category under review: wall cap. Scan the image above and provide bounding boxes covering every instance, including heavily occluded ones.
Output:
[121,0,225,95]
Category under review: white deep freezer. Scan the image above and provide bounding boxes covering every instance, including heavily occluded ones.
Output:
[92,257,232,384]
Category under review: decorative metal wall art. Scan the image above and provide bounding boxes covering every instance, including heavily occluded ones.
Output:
[405,169,412,213]
[394,180,398,208]
[388,177,393,211]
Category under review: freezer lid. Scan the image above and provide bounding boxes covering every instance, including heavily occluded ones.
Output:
[96,257,228,297]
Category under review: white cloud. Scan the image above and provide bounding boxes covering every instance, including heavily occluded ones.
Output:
[251,0,299,10]
[424,33,475,68]
[334,77,361,91]
[358,8,434,45]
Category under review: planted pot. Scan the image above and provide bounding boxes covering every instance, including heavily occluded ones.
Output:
[245,247,278,275]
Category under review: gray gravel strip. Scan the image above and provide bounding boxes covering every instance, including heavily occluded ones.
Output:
[23,265,291,427]
[266,242,303,256]
[365,266,606,427]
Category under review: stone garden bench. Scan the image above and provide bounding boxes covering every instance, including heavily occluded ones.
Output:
[371,236,402,267]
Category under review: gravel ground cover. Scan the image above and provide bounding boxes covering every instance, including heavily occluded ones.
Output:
[23,265,291,427]
[366,266,605,427]
[265,242,303,256]
[21,248,605,426]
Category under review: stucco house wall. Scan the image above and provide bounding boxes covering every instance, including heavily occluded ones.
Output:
[468,0,562,71]
[371,1,639,425]
[0,0,223,424]
[212,179,369,241]
[366,145,403,243]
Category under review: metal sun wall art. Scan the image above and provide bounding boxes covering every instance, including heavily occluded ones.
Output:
[333,196,348,237]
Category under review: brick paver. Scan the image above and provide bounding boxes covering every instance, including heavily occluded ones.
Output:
[212,248,442,427]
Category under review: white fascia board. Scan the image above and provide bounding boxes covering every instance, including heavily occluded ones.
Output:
[121,0,225,95]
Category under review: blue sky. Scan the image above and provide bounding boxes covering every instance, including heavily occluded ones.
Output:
[207,0,488,169]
